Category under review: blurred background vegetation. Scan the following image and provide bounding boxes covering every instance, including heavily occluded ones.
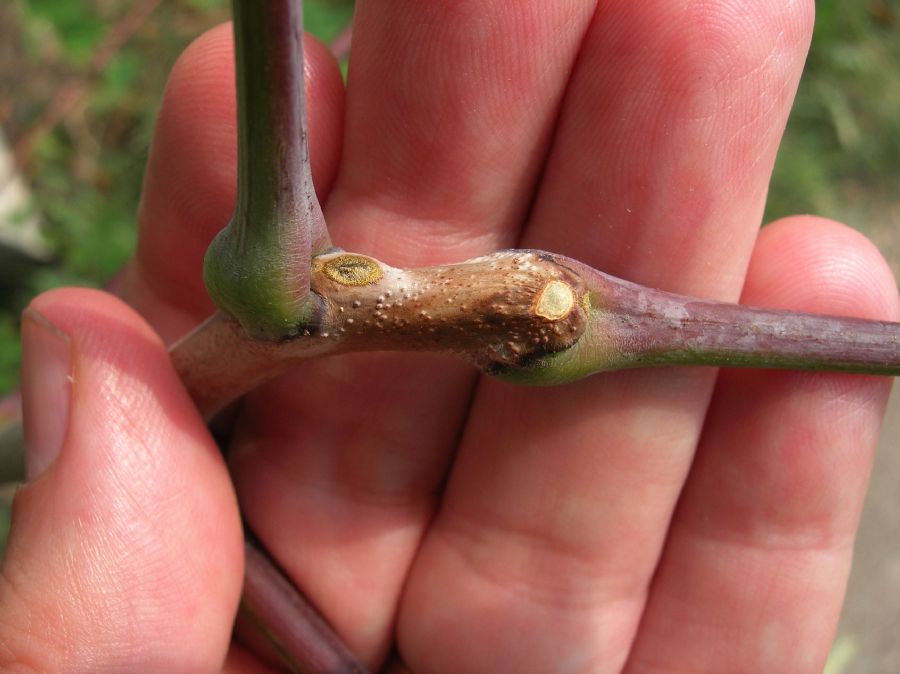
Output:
[0,0,898,399]
[0,0,352,397]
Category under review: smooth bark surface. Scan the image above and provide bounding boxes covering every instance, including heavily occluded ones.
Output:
[174,250,900,420]
[204,0,330,340]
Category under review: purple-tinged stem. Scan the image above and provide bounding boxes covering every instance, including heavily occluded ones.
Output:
[602,280,900,373]
[242,540,368,674]
[169,311,334,421]
[203,0,330,339]
[232,0,329,253]
[201,5,362,672]
[502,254,900,384]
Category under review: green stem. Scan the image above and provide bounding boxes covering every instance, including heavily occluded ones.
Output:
[204,0,330,340]
[200,5,362,672]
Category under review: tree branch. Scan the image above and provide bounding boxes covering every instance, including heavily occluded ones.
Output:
[173,250,900,420]
[203,0,331,340]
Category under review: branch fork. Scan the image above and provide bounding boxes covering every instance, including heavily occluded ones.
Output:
[160,1,900,672]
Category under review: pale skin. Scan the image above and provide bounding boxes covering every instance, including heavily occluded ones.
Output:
[3,2,898,672]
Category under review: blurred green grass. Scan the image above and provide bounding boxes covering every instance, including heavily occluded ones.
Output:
[0,0,898,396]
[766,0,900,222]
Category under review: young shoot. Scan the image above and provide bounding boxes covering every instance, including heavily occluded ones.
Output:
[171,4,900,672]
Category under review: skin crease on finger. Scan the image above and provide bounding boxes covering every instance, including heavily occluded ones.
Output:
[107,1,894,673]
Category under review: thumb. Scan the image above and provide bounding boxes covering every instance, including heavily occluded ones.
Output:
[0,288,243,672]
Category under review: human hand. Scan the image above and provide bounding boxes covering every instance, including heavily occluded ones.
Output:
[6,2,898,672]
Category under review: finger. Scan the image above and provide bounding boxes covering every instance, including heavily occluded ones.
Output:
[1,288,243,672]
[526,0,815,290]
[232,1,599,666]
[625,217,899,673]
[399,2,815,671]
[121,23,345,342]
[323,0,598,264]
